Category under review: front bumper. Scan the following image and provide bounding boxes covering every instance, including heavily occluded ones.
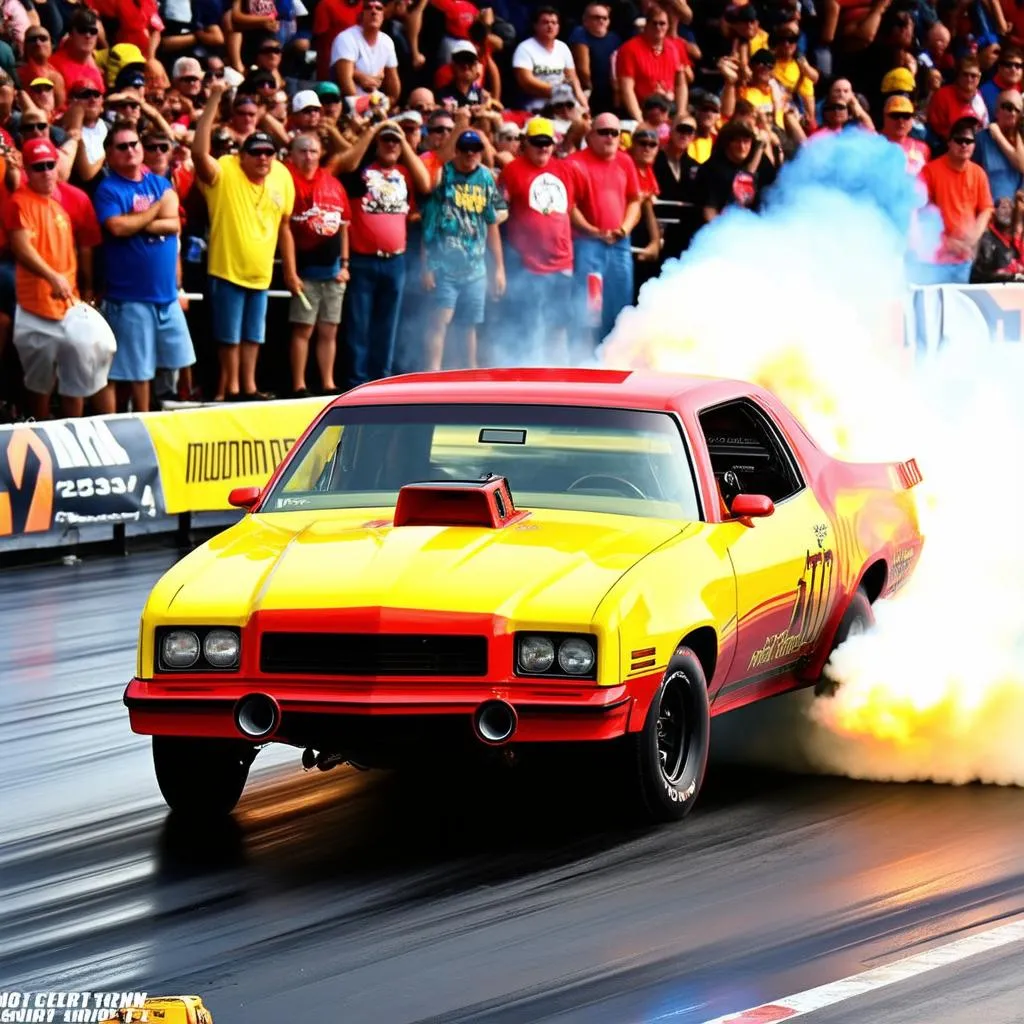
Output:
[123,675,661,744]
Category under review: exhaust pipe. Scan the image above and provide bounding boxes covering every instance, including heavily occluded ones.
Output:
[234,693,281,739]
[473,699,518,745]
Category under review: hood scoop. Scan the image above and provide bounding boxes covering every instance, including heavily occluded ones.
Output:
[393,476,529,529]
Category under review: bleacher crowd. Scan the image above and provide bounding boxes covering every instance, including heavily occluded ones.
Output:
[1,0,1023,418]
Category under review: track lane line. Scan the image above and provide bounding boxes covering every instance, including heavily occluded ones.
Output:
[702,918,1024,1023]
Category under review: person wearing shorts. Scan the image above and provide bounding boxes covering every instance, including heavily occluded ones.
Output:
[4,137,114,419]
[286,131,351,397]
[193,77,298,401]
[93,120,195,412]
[421,130,506,371]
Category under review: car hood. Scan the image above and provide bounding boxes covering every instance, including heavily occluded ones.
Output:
[153,508,690,625]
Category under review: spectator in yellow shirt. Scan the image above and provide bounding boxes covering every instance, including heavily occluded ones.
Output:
[770,23,817,124]
[192,78,301,402]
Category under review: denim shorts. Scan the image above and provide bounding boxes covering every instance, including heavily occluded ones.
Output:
[209,275,269,345]
[104,298,196,381]
[432,273,487,326]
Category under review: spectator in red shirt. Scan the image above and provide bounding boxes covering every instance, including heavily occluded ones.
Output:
[498,116,580,363]
[614,3,690,122]
[335,119,431,388]
[928,57,989,144]
[49,9,105,95]
[569,112,642,346]
[286,132,351,397]
[18,28,67,109]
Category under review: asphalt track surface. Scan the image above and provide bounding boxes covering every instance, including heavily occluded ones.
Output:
[4,549,1024,1024]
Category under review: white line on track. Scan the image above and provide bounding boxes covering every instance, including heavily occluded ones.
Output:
[702,918,1024,1024]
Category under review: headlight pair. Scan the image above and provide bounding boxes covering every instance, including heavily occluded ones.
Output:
[517,633,597,679]
[158,627,240,671]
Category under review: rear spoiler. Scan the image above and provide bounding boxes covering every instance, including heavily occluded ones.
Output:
[894,458,923,489]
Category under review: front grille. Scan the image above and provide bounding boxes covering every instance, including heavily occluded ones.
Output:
[259,633,488,677]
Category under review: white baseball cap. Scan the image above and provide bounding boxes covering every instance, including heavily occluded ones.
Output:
[291,89,322,112]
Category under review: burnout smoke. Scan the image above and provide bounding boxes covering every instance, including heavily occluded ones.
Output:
[600,130,1024,787]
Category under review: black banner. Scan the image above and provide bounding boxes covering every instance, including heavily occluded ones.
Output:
[0,417,165,537]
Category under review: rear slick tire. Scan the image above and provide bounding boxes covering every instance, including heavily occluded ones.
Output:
[152,736,255,818]
[815,585,874,697]
[627,648,711,823]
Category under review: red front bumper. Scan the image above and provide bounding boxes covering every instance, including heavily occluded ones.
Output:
[123,675,661,744]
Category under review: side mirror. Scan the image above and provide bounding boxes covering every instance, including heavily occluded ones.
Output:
[730,493,774,524]
[228,486,262,511]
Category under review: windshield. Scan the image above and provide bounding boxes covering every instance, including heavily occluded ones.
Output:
[266,404,701,520]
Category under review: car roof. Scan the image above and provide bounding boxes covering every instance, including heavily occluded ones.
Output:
[333,368,756,413]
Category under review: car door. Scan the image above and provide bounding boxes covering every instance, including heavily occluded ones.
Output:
[698,399,838,690]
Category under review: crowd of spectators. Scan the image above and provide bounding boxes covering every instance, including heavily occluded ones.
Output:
[2,0,1024,419]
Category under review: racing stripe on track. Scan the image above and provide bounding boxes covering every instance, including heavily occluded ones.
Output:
[703,918,1024,1023]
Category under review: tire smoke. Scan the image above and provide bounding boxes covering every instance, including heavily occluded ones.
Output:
[600,130,1024,787]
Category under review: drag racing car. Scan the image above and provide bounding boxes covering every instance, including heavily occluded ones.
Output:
[124,368,924,823]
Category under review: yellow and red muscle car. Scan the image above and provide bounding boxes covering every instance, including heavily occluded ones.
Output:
[124,368,924,823]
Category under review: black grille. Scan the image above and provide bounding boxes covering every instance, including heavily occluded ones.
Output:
[260,633,488,676]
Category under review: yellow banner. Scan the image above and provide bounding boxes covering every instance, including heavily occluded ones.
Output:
[142,398,330,514]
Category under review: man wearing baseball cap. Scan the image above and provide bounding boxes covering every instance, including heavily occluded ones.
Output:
[192,78,298,401]
[882,95,929,174]
[421,128,505,371]
[497,116,580,363]
[3,137,111,419]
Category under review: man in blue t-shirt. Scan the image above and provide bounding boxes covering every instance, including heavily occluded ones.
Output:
[421,130,506,372]
[568,3,621,115]
[92,120,195,412]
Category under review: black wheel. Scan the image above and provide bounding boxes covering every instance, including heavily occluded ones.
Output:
[152,736,256,818]
[815,586,874,696]
[626,647,711,823]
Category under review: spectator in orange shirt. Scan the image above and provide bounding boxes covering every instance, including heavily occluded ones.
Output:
[928,57,989,145]
[4,138,112,419]
[919,116,994,283]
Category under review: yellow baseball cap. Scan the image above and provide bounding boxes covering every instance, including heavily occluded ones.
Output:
[884,95,915,115]
[881,67,915,94]
[525,116,555,140]
[101,42,147,86]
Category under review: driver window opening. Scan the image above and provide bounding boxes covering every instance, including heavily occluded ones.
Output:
[698,401,803,509]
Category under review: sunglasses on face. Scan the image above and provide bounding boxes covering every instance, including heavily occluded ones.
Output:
[114,140,140,150]
[596,127,620,136]
[207,68,226,78]
[144,141,170,151]
[29,160,56,171]
[457,144,484,153]
[26,34,49,43]
[114,101,141,109]
[21,122,47,133]
[526,137,552,146]
[1002,60,1024,69]
[73,89,101,100]
[260,45,283,54]
[1001,101,1022,113]
[824,102,847,112]
[247,148,275,156]
[31,84,54,92]
[635,139,658,147]
[776,34,798,43]
[74,25,99,34]
[429,124,453,133]
[951,135,975,145]
[675,123,696,133]
[888,111,912,120]
[178,74,201,83]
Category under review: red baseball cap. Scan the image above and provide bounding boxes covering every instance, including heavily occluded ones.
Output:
[23,137,59,165]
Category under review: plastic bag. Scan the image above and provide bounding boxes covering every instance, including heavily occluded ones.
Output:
[63,301,117,383]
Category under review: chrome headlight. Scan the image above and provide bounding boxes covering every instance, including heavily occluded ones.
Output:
[518,635,556,673]
[161,630,200,669]
[557,637,595,676]
[203,629,240,668]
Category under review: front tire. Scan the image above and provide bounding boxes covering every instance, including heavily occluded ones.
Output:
[152,736,256,818]
[626,648,711,823]
[815,585,874,696]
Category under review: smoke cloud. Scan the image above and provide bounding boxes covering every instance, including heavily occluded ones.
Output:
[600,130,1024,787]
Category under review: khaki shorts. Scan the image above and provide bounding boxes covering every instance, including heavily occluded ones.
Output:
[14,305,113,398]
[289,278,346,326]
